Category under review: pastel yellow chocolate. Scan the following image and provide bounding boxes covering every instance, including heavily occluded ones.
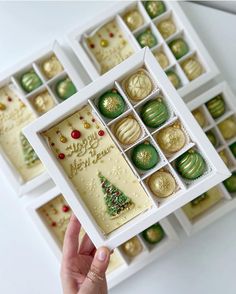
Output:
[154,51,169,69]
[148,170,176,198]
[123,10,144,31]
[114,116,141,145]
[41,55,63,79]
[124,69,153,101]
[182,57,203,81]
[33,91,55,114]
[121,236,143,257]
[218,150,229,167]
[157,18,176,39]
[218,117,236,140]
[192,108,206,128]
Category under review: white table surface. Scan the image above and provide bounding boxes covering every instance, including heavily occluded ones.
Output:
[0,2,236,294]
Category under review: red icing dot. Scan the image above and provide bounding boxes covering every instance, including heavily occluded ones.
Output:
[62,205,70,212]
[98,130,105,136]
[51,222,57,227]
[58,153,65,159]
[92,118,95,122]
[79,116,84,120]
[51,142,55,146]
[71,130,81,139]
[90,44,95,49]
[109,32,114,38]
[8,97,12,102]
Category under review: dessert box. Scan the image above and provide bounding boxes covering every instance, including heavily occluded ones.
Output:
[67,1,219,98]
[0,41,84,196]
[175,82,236,235]
[23,48,230,249]
[26,186,179,289]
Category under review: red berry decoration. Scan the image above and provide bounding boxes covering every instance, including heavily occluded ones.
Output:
[71,130,81,139]
[62,205,70,212]
[51,221,57,227]
[58,153,65,159]
[98,130,105,136]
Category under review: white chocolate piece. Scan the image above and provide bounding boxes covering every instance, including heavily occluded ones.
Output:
[114,117,141,145]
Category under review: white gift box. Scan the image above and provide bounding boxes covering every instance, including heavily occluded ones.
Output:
[0,41,84,196]
[26,186,179,289]
[23,48,230,249]
[67,1,219,98]
[175,82,236,235]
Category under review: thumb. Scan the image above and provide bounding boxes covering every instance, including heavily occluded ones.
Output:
[80,247,111,294]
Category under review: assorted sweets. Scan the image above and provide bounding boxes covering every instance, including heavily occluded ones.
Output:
[182,185,223,221]
[80,1,206,89]
[0,84,44,181]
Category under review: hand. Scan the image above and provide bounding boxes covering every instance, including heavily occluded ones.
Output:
[61,214,111,294]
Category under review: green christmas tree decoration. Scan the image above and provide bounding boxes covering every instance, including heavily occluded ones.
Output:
[20,132,39,167]
[98,172,134,218]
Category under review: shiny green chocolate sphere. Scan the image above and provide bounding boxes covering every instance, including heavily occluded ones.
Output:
[206,95,225,119]
[176,149,206,180]
[56,78,76,100]
[140,98,169,128]
[131,142,159,171]
[166,70,181,89]
[137,29,157,48]
[230,142,236,158]
[169,38,189,59]
[98,90,125,119]
[145,1,166,19]
[142,223,165,244]
[223,172,236,193]
[20,71,42,93]
[206,130,217,147]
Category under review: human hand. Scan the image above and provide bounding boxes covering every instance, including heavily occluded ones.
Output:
[61,214,111,294]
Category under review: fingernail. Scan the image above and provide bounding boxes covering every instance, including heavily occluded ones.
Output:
[97,248,107,261]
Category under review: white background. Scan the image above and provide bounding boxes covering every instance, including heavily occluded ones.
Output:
[0,2,236,294]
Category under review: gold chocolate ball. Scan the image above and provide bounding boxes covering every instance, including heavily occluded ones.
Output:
[41,55,63,79]
[84,122,91,129]
[114,116,141,145]
[154,51,169,69]
[156,125,186,154]
[148,171,176,198]
[218,118,236,140]
[192,108,206,128]
[100,39,109,47]
[60,136,67,143]
[125,70,153,101]
[182,57,203,81]
[33,91,55,114]
[0,102,6,110]
[157,19,176,39]
[121,236,143,257]
[124,10,144,31]
[219,150,229,167]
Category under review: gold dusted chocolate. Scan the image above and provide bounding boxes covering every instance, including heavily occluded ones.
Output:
[41,55,63,79]
[218,150,229,167]
[123,10,144,31]
[192,108,206,128]
[148,170,176,198]
[124,69,153,101]
[33,91,55,114]
[182,57,203,81]
[154,51,169,69]
[157,19,176,39]
[121,236,143,257]
[114,116,141,145]
[156,123,186,155]
[218,117,236,140]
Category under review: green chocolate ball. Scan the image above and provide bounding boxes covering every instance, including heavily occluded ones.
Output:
[169,38,189,59]
[230,142,236,158]
[206,95,225,119]
[142,223,165,244]
[56,78,76,100]
[137,29,157,48]
[98,90,125,119]
[20,71,42,93]
[223,172,236,193]
[145,1,166,19]
[176,149,206,180]
[206,130,217,147]
[131,142,159,171]
[166,70,181,89]
[140,98,169,128]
